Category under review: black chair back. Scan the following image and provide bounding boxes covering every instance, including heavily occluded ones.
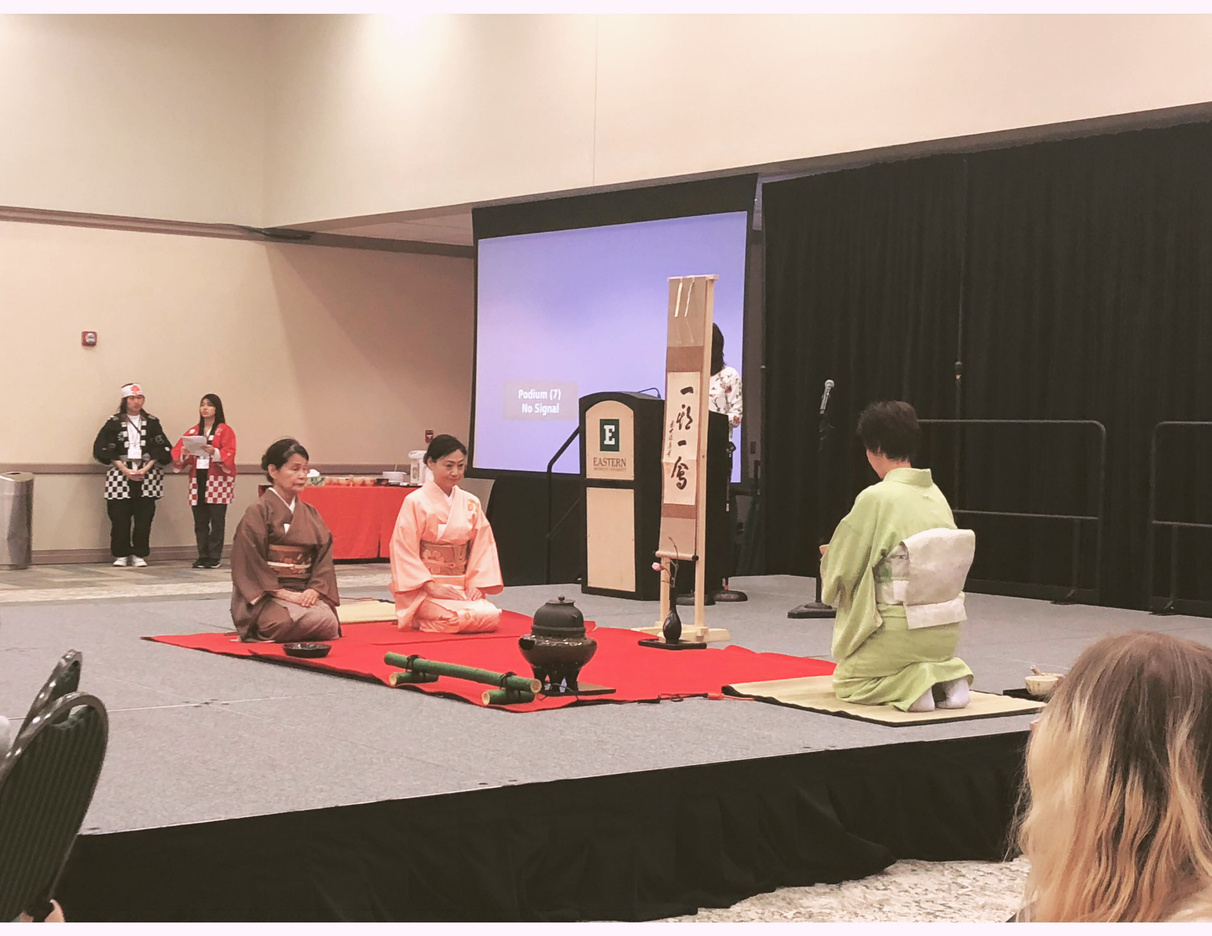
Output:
[21,650,83,732]
[0,691,108,922]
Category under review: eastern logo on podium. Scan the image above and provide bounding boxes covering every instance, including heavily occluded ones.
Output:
[599,418,620,452]
[593,417,627,472]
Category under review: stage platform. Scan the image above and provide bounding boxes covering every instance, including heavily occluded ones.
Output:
[4,572,1208,921]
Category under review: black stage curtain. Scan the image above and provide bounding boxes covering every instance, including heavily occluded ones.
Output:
[484,474,583,586]
[961,124,1212,608]
[764,122,1212,609]
[56,733,1025,922]
[763,157,964,579]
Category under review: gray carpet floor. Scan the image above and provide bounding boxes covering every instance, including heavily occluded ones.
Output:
[0,571,1060,833]
[3,564,1209,920]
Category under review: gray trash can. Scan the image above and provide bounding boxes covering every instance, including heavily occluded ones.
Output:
[0,471,34,570]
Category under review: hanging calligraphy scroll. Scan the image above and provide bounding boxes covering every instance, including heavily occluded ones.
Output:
[657,275,715,562]
[644,274,730,643]
[662,371,701,507]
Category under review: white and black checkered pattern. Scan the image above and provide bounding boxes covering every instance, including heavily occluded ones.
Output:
[190,472,235,505]
[98,414,170,501]
[104,463,164,500]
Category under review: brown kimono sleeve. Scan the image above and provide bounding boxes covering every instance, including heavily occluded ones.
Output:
[231,502,281,606]
[302,505,340,609]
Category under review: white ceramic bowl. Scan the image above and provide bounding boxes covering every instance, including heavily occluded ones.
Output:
[381,471,407,485]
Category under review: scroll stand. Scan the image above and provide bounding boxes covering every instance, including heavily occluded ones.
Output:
[635,273,730,648]
[635,556,730,646]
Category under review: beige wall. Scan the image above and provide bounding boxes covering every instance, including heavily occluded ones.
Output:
[0,15,267,224]
[263,14,598,226]
[4,13,1212,556]
[593,14,1212,183]
[0,220,473,553]
[265,14,1212,226]
[5,15,1212,227]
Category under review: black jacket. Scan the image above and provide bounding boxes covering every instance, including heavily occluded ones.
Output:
[92,413,172,467]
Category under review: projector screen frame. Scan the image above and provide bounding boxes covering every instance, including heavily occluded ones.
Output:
[469,174,759,483]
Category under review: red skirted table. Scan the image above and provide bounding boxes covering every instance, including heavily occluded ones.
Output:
[296,484,419,560]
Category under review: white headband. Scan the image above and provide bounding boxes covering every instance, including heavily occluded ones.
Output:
[121,383,143,398]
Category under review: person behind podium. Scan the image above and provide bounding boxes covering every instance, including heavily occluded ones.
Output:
[229,438,341,643]
[708,323,743,441]
[819,401,972,712]
[708,323,743,598]
[389,434,503,633]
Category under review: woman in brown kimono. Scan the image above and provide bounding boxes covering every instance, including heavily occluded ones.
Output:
[230,438,341,642]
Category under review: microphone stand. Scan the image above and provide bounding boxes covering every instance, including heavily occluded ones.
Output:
[788,381,838,620]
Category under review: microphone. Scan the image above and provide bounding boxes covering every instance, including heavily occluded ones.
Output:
[819,379,835,416]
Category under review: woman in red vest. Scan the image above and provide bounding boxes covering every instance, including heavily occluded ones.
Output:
[172,393,237,568]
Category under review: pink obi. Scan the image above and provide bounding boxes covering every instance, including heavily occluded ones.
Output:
[419,540,469,586]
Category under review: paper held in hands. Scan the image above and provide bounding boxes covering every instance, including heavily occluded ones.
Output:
[181,435,211,457]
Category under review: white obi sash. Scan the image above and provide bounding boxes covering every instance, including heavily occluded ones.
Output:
[874,528,976,629]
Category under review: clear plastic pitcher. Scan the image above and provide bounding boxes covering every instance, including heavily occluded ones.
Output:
[408,450,428,485]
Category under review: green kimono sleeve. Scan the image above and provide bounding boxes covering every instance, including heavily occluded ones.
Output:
[820,500,882,661]
[821,516,866,608]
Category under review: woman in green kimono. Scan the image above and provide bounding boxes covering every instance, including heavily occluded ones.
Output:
[819,401,973,712]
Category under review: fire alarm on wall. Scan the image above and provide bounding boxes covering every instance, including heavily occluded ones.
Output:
[81,331,98,347]
[424,429,435,443]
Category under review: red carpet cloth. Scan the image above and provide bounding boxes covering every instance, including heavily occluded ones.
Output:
[146,611,834,712]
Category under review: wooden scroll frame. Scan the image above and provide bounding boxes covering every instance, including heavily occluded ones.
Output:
[636,274,730,645]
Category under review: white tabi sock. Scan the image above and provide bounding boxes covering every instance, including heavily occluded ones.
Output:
[934,677,971,710]
[907,689,936,713]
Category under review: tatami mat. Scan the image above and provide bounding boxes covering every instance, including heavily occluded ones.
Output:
[336,598,397,623]
[725,675,1045,725]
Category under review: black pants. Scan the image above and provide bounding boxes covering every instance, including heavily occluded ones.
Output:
[107,493,156,558]
[192,501,227,561]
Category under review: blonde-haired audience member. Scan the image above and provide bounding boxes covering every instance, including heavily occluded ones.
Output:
[17,900,64,923]
[1016,631,1212,922]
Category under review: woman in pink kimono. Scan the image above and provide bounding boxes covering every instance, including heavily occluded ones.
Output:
[389,435,503,633]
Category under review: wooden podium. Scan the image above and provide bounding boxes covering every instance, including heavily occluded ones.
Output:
[579,391,665,600]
